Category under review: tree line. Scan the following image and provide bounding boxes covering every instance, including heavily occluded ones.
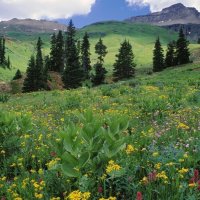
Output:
[153,28,190,72]
[22,20,136,92]
[21,21,190,93]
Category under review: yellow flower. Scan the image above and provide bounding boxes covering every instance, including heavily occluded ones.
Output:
[68,190,90,200]
[125,144,135,154]
[106,160,121,174]
[155,163,161,170]
[178,168,189,174]
[38,168,44,175]
[35,193,43,199]
[14,198,23,200]
[189,183,196,188]
[140,176,148,185]
[177,122,189,130]
[152,152,159,157]
[50,198,61,200]
[156,171,168,180]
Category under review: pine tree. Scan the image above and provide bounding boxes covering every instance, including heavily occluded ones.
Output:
[23,37,47,92]
[95,38,107,65]
[0,37,6,65]
[176,28,190,65]
[113,40,136,81]
[35,37,47,90]
[81,32,91,79]
[165,41,176,68]
[153,37,164,72]
[49,33,57,71]
[13,69,22,80]
[63,20,84,89]
[56,30,64,72]
[23,56,37,92]
[92,38,108,85]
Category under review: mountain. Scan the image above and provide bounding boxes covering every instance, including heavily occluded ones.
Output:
[125,3,200,40]
[0,18,68,33]
[125,3,200,26]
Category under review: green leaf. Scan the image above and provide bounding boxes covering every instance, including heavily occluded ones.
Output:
[79,152,90,167]
[61,162,80,177]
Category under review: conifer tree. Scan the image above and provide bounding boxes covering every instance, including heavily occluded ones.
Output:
[35,37,47,90]
[176,28,190,65]
[23,55,36,92]
[56,30,64,72]
[92,38,108,85]
[63,20,84,89]
[95,38,107,65]
[23,37,47,92]
[81,32,91,79]
[165,41,176,68]
[113,40,136,81]
[13,69,22,80]
[50,33,57,71]
[153,37,164,72]
[0,37,6,65]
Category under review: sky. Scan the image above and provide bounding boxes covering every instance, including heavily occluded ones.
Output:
[0,0,199,27]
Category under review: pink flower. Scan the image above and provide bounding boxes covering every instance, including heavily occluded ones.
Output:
[98,186,103,193]
[136,192,143,200]
[194,169,199,182]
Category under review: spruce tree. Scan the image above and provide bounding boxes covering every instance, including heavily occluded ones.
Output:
[113,40,136,81]
[49,33,57,71]
[13,69,22,80]
[81,32,91,79]
[56,30,64,72]
[153,37,164,72]
[23,56,37,92]
[35,37,47,90]
[23,37,47,92]
[165,41,176,68]
[95,38,107,65]
[176,28,190,65]
[0,37,6,65]
[92,38,108,86]
[198,38,200,44]
[63,20,84,89]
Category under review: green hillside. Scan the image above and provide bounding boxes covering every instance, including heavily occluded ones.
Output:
[0,21,200,81]
[1,63,200,199]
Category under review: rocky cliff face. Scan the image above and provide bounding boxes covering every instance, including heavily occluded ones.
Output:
[125,3,200,26]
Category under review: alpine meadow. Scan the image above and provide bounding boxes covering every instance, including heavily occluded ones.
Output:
[0,1,200,200]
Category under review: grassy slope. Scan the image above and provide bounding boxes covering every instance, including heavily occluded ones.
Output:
[0,21,199,81]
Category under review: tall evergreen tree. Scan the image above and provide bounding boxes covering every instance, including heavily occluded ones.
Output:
[92,38,108,85]
[95,38,107,65]
[113,40,136,81]
[0,37,6,65]
[49,33,57,71]
[23,56,37,92]
[81,32,91,79]
[165,41,176,68]
[176,28,190,65]
[23,37,47,92]
[35,37,47,90]
[56,30,64,72]
[153,37,164,72]
[198,38,200,44]
[63,20,84,89]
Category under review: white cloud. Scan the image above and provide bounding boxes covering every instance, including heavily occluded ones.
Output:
[126,0,200,12]
[0,0,96,20]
